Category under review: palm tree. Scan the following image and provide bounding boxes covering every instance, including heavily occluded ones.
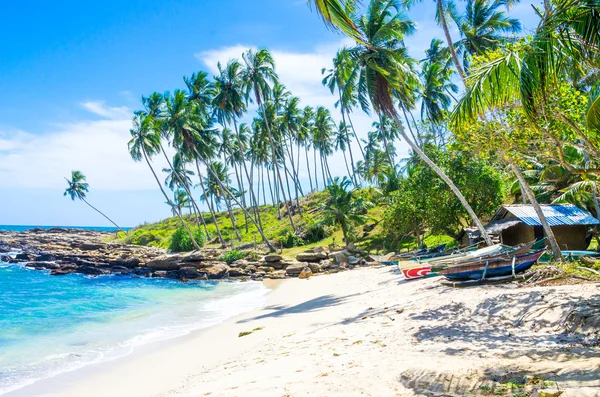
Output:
[451,0,600,258]
[313,106,336,186]
[63,170,125,233]
[299,106,316,192]
[128,113,200,249]
[202,161,241,241]
[340,0,494,245]
[454,0,521,72]
[320,176,372,246]
[241,49,296,231]
[335,121,355,183]
[307,0,362,42]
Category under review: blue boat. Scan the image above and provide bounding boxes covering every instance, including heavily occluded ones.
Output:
[441,251,545,281]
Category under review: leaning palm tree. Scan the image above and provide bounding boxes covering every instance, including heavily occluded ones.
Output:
[339,0,494,245]
[128,113,200,249]
[241,49,296,231]
[450,0,600,259]
[63,170,125,234]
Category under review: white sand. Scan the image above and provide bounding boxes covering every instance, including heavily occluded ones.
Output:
[10,266,600,397]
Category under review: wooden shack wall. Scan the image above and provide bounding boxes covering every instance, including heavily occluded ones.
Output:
[500,223,534,246]
[553,225,587,250]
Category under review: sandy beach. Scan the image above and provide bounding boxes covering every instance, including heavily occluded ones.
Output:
[9,266,600,397]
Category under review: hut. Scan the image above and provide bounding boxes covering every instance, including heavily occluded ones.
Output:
[466,204,599,250]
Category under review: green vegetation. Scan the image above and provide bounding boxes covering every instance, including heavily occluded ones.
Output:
[219,250,247,265]
[168,227,205,253]
[99,0,600,258]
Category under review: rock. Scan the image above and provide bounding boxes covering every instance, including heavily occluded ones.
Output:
[308,263,321,274]
[258,266,275,274]
[27,261,59,270]
[78,243,106,251]
[286,262,309,276]
[245,265,257,273]
[299,267,313,279]
[267,261,288,270]
[313,246,327,253]
[146,255,182,270]
[232,259,249,268]
[348,256,360,265]
[203,263,230,279]
[50,268,76,276]
[229,267,248,277]
[110,266,132,275]
[319,259,333,270]
[263,254,282,263]
[295,252,327,262]
[152,270,169,278]
[1,255,11,262]
[35,253,55,262]
[15,252,36,261]
[331,251,349,265]
[78,266,110,276]
[268,270,287,279]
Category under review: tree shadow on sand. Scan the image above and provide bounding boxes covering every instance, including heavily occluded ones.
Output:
[237,292,363,323]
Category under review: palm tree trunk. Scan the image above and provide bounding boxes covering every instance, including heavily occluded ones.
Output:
[226,197,241,241]
[508,161,563,260]
[282,154,295,215]
[142,148,199,250]
[346,110,366,160]
[402,106,421,149]
[261,106,296,231]
[391,114,493,246]
[266,165,275,206]
[232,161,249,233]
[379,114,396,169]
[325,155,333,182]
[342,149,352,183]
[159,145,209,239]
[314,148,320,190]
[201,158,276,251]
[232,118,262,228]
[81,198,124,234]
[320,152,327,186]
[338,90,358,185]
[305,145,314,192]
[437,0,467,87]
[195,160,225,246]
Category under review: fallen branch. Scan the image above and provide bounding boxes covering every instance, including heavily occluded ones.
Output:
[578,266,600,276]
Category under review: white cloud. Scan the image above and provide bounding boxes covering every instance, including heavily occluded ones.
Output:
[80,101,132,120]
[0,113,171,191]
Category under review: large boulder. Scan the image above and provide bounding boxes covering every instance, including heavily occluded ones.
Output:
[348,256,361,265]
[307,263,321,274]
[263,254,282,263]
[229,267,248,277]
[299,267,313,279]
[286,261,309,276]
[268,261,288,270]
[319,259,333,270]
[146,255,182,270]
[178,266,200,279]
[78,265,110,276]
[203,263,230,279]
[295,252,328,262]
[331,251,349,265]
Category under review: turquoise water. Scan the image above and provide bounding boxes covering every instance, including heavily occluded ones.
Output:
[0,255,267,395]
[0,225,130,232]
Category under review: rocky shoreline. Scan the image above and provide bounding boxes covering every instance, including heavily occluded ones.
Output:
[0,228,379,281]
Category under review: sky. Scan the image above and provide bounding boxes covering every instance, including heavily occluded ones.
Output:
[0,0,542,227]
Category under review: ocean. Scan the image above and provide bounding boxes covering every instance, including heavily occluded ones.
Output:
[0,253,268,395]
[0,225,130,232]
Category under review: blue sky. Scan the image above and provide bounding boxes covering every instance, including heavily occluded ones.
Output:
[0,0,541,227]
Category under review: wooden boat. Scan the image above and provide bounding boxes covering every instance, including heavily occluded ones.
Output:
[539,250,600,263]
[398,242,535,280]
[440,250,545,281]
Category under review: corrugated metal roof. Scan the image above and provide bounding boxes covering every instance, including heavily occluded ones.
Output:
[501,204,600,226]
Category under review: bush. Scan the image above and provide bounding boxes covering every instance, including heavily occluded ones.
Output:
[277,231,303,248]
[219,249,247,265]
[302,223,330,244]
[169,227,205,252]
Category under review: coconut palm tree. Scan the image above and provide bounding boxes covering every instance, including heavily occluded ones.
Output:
[341,0,494,245]
[202,161,241,241]
[241,49,296,231]
[453,0,521,72]
[313,106,336,186]
[299,106,316,192]
[451,0,600,258]
[63,170,125,234]
[320,176,372,246]
[335,121,355,184]
[128,114,201,248]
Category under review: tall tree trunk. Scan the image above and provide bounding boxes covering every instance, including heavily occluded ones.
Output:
[81,198,124,234]
[346,110,366,161]
[437,0,467,87]
[320,152,327,187]
[325,155,333,182]
[402,106,421,149]
[142,148,199,249]
[195,160,225,246]
[226,197,241,241]
[341,149,352,183]
[338,89,358,185]
[508,161,563,260]
[379,114,396,170]
[391,114,493,246]
[159,145,209,239]
[305,145,314,192]
[200,158,276,251]
[313,148,319,191]
[260,105,296,231]
[232,160,249,233]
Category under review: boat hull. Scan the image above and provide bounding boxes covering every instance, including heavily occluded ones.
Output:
[443,259,538,281]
